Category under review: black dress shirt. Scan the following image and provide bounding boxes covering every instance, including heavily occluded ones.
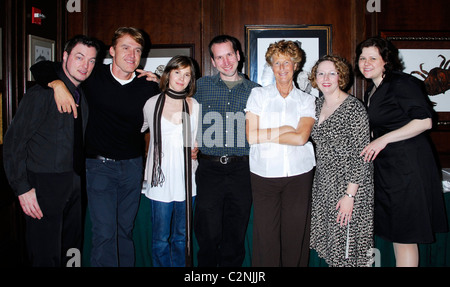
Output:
[3,66,88,196]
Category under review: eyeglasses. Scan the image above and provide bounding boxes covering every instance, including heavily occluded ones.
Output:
[316,71,339,78]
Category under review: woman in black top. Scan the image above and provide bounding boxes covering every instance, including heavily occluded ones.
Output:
[357,37,448,267]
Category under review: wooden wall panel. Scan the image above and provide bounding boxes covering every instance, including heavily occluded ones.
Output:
[222,0,354,60]
[377,0,449,31]
[68,0,203,72]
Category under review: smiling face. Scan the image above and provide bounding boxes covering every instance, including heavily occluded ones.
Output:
[63,43,97,86]
[210,41,241,81]
[358,46,386,86]
[315,60,340,95]
[109,34,143,80]
[271,53,297,86]
[168,66,192,92]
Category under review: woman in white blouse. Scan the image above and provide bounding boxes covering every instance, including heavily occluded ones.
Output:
[141,56,199,267]
[245,40,316,267]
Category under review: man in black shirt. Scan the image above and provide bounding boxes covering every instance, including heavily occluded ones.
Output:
[3,35,100,266]
[31,27,160,267]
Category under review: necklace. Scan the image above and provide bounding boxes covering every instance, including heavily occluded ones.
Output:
[323,91,345,110]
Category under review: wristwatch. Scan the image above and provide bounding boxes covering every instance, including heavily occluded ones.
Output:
[345,192,355,199]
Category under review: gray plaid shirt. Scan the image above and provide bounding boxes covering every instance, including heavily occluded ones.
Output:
[194,73,260,157]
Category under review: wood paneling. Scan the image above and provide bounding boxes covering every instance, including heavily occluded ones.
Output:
[71,0,203,72]
[222,0,354,59]
[377,0,449,31]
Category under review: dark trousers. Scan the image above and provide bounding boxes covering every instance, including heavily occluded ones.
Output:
[25,171,82,267]
[86,157,143,267]
[194,158,252,267]
[251,170,313,267]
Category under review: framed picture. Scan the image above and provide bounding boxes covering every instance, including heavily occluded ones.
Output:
[28,35,55,81]
[103,44,194,76]
[245,25,332,97]
[380,31,450,115]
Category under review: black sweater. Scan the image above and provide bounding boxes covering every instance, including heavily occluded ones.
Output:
[31,61,160,160]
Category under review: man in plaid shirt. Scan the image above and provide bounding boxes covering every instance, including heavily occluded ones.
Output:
[194,35,260,267]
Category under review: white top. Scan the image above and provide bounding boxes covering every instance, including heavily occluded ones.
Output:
[109,64,135,85]
[245,84,316,178]
[141,94,199,202]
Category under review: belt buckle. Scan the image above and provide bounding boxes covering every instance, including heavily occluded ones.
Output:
[219,155,229,165]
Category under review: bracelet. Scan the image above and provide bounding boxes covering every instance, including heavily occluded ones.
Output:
[345,192,355,199]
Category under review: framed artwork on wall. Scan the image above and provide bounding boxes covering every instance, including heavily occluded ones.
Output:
[103,44,194,77]
[245,25,332,97]
[28,35,55,81]
[380,31,450,116]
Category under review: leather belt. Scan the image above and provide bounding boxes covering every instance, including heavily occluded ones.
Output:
[198,153,249,165]
[86,154,120,162]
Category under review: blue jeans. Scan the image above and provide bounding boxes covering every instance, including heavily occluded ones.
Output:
[151,197,195,267]
[86,156,143,267]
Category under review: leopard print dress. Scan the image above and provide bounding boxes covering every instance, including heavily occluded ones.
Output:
[310,95,374,267]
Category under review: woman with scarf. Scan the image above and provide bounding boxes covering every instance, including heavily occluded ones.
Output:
[141,55,199,267]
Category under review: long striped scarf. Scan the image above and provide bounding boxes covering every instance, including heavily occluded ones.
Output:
[151,89,192,189]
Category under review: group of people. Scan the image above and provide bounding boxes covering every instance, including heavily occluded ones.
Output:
[3,26,448,268]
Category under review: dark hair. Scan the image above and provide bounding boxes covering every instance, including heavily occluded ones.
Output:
[208,35,239,59]
[309,55,351,91]
[111,27,145,49]
[159,55,197,97]
[355,36,404,79]
[64,35,101,55]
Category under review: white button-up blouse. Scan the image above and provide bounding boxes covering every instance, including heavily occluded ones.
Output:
[245,84,316,178]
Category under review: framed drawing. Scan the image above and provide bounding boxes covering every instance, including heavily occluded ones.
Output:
[28,35,55,81]
[380,31,450,115]
[245,25,332,97]
[103,44,194,76]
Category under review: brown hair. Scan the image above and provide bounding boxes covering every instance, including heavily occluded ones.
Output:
[309,55,351,90]
[159,55,197,97]
[354,36,404,80]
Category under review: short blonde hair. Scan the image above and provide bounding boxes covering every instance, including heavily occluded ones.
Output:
[265,40,302,71]
[111,27,145,49]
[309,55,351,91]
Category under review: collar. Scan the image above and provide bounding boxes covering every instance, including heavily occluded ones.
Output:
[56,65,78,96]
[211,72,252,89]
[266,83,299,100]
[109,64,136,85]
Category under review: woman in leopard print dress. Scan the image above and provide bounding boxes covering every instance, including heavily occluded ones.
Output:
[309,55,374,267]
